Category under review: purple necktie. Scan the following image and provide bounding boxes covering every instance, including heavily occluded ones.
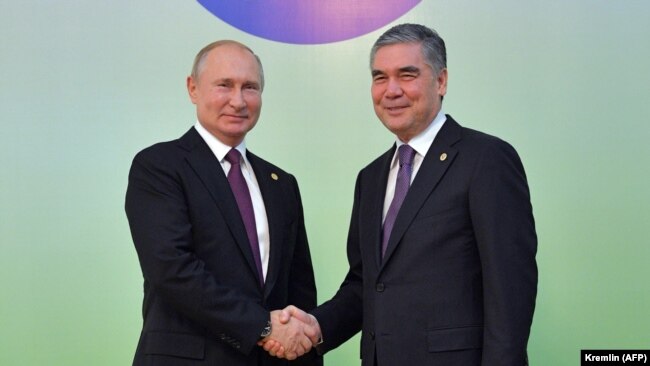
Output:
[225,149,264,285]
[381,144,416,258]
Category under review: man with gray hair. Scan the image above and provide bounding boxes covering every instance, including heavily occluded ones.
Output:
[263,23,537,365]
[126,40,322,365]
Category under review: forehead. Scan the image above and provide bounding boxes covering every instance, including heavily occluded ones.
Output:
[201,44,261,80]
[372,42,426,71]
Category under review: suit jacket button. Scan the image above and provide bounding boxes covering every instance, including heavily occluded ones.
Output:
[370,331,375,340]
[376,283,385,292]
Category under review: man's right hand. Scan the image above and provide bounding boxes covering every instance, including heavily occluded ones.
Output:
[258,306,322,359]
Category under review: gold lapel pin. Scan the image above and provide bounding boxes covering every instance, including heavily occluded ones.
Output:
[271,173,279,181]
[440,153,448,161]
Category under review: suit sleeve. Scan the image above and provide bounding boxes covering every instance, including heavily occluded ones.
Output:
[125,150,268,355]
[468,140,538,365]
[286,175,318,311]
[310,171,364,353]
[286,175,323,366]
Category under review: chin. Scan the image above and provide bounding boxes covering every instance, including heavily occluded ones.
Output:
[383,120,408,133]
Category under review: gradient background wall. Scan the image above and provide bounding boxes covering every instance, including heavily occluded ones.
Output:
[2,1,649,365]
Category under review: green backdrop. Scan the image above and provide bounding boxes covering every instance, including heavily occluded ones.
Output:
[2,1,649,365]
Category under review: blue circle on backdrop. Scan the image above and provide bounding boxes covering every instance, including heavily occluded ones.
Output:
[197,0,422,44]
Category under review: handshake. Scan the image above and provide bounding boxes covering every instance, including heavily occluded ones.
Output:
[257,305,322,360]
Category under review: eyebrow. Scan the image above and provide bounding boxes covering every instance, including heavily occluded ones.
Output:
[399,66,420,74]
[371,65,421,78]
[243,80,261,88]
[212,78,233,85]
[211,78,260,87]
[371,69,385,78]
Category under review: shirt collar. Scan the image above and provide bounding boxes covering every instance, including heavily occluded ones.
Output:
[194,121,248,163]
[390,110,447,167]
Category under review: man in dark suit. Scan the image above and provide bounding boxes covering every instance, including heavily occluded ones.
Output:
[263,24,537,365]
[126,40,321,365]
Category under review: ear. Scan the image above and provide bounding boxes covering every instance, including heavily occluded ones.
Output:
[436,68,448,97]
[187,76,198,104]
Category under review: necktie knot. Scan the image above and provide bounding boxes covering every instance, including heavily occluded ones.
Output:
[398,144,416,167]
[225,148,242,166]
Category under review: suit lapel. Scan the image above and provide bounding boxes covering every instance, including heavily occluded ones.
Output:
[380,117,462,268]
[247,152,283,298]
[180,128,262,288]
[369,147,395,268]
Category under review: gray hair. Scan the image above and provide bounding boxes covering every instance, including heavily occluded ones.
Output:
[370,23,446,76]
[190,40,265,90]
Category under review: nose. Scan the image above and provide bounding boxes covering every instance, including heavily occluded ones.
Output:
[384,78,403,98]
[229,89,246,110]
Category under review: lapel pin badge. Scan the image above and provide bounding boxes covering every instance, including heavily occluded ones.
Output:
[271,173,279,181]
[440,153,448,161]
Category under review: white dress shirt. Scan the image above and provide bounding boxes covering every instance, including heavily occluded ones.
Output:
[194,122,270,280]
[382,111,447,222]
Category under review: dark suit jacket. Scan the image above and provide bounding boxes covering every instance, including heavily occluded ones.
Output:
[126,128,321,366]
[312,116,537,366]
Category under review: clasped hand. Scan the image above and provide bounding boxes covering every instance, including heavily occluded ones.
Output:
[258,306,321,360]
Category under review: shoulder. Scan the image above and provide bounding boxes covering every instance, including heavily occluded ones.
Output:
[131,128,198,167]
[247,151,297,185]
[441,115,517,155]
[457,125,521,162]
[131,140,183,172]
[455,125,528,182]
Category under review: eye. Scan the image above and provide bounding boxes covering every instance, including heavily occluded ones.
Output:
[243,84,261,94]
[215,80,233,88]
